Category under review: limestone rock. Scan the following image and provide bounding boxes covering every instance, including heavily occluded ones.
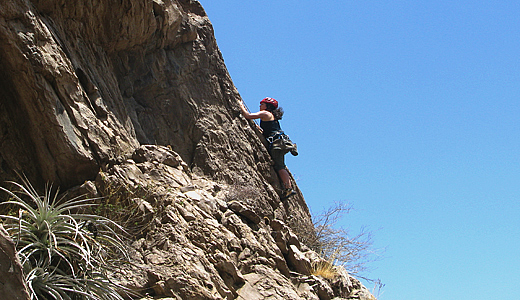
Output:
[96,146,373,299]
[228,200,262,224]
[0,0,376,299]
[287,244,312,275]
[0,225,30,300]
[0,0,313,235]
[132,145,188,170]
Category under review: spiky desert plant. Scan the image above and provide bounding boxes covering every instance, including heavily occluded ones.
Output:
[0,177,129,300]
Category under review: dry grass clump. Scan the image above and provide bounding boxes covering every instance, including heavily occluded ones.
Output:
[310,260,338,279]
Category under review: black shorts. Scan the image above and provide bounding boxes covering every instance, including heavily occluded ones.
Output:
[270,148,286,171]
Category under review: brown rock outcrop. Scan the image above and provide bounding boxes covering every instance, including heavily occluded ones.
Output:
[94,145,374,299]
[0,0,375,299]
[0,225,30,300]
[0,0,311,231]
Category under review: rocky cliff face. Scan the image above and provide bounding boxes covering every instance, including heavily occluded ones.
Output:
[0,0,374,299]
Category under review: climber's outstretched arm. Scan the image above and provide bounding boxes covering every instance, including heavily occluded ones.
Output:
[240,101,271,120]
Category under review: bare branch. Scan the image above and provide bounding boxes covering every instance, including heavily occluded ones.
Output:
[295,200,383,281]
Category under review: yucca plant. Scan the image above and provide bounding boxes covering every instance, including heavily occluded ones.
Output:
[0,177,129,300]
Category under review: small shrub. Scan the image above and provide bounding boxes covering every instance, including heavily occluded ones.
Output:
[298,201,383,282]
[0,177,130,300]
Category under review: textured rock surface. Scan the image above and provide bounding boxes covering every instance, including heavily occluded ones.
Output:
[0,0,375,299]
[0,225,30,300]
[0,0,311,233]
[94,145,374,299]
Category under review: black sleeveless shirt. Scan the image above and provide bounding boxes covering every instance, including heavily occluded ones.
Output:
[260,120,282,139]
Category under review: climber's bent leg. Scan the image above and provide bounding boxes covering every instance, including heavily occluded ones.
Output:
[270,149,296,198]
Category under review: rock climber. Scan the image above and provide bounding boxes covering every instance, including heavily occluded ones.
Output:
[240,97,297,199]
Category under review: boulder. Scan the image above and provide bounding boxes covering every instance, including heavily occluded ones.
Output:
[0,225,30,300]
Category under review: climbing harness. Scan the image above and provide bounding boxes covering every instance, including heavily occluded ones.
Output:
[267,131,298,156]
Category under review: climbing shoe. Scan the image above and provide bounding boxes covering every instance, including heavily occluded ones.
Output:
[281,188,296,199]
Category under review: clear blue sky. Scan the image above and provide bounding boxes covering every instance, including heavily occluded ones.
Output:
[200,1,520,299]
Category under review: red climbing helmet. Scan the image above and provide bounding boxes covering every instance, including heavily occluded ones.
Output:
[260,97,278,108]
